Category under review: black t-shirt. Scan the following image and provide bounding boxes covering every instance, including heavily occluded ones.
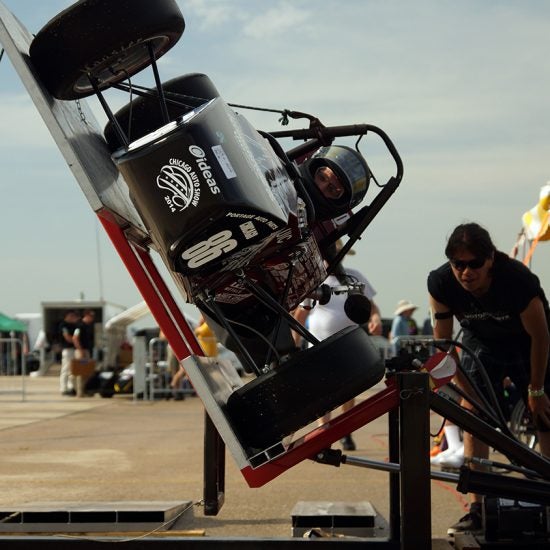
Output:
[427,252,550,359]
[75,322,95,354]
[59,320,77,349]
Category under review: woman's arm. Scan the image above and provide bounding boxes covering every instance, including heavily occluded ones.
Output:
[520,296,550,425]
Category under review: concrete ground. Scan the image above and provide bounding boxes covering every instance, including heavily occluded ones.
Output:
[0,369,474,546]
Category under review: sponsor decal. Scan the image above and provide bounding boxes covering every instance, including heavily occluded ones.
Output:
[225,211,279,231]
[156,145,221,213]
[211,144,237,179]
[157,159,200,213]
[189,145,221,195]
[239,221,258,240]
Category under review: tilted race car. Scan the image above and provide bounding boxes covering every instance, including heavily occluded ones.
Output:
[27,0,405,458]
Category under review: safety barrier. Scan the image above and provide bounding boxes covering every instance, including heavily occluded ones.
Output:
[146,337,194,401]
[0,337,26,401]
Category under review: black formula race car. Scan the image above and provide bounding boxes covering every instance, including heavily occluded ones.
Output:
[28,0,403,455]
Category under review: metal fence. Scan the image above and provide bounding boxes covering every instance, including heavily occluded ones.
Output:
[146,337,194,401]
[0,337,26,401]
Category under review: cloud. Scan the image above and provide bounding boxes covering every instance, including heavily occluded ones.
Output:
[182,0,239,29]
[0,94,58,149]
[242,1,310,39]
[182,0,311,38]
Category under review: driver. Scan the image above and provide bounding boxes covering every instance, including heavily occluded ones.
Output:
[299,145,370,220]
[313,166,346,201]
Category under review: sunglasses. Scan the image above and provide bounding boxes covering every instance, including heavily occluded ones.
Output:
[449,257,486,271]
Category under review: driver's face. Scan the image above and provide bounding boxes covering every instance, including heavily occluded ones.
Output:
[314,167,344,200]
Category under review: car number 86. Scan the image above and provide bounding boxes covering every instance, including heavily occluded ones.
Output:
[181,230,238,269]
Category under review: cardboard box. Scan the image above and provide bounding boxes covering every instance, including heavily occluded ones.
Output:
[118,349,133,368]
[70,359,96,377]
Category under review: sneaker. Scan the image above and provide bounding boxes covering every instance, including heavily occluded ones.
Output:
[340,435,356,451]
[438,445,464,469]
[430,445,464,467]
[447,504,482,536]
[429,444,442,457]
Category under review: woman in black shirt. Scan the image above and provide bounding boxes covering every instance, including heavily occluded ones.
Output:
[428,222,550,534]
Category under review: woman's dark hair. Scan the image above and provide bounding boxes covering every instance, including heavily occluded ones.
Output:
[445,222,497,260]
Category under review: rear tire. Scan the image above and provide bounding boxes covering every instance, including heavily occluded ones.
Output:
[29,0,185,99]
[226,326,385,454]
[104,73,220,151]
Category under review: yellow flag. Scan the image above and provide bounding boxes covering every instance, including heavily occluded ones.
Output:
[522,183,550,241]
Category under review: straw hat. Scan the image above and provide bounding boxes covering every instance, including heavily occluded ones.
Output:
[394,299,417,316]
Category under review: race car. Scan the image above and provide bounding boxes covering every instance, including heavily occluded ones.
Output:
[28,0,403,455]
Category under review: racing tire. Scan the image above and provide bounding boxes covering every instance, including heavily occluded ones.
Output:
[29,0,185,100]
[104,73,220,151]
[225,325,385,455]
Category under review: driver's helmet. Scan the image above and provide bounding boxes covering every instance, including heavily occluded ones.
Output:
[301,145,370,220]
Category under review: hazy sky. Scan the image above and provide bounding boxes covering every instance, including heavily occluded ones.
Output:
[1,0,549,326]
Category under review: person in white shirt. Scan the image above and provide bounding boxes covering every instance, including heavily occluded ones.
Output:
[294,242,382,450]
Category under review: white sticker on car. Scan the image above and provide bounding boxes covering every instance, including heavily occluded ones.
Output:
[239,221,258,239]
[156,159,200,212]
[212,144,237,179]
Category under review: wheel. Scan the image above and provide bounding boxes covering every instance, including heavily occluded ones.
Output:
[104,73,220,151]
[225,326,385,454]
[29,0,185,100]
[509,399,538,450]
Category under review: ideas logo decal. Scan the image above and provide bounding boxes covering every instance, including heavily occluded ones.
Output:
[189,145,221,195]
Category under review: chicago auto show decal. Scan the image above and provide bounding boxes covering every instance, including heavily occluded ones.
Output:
[157,158,201,213]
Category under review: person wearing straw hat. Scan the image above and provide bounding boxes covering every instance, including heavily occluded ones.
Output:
[389,299,418,355]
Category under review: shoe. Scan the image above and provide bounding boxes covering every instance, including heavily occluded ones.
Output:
[439,445,464,469]
[439,453,464,469]
[340,435,356,451]
[429,444,442,457]
[61,389,76,396]
[430,445,464,467]
[430,448,450,465]
[447,503,482,536]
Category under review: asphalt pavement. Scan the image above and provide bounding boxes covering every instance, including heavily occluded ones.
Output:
[0,369,469,546]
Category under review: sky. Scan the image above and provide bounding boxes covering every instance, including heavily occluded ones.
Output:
[1,0,550,327]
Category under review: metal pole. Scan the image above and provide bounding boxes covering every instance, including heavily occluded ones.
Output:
[0,337,25,400]
[398,371,431,549]
[20,338,25,401]
[388,408,400,543]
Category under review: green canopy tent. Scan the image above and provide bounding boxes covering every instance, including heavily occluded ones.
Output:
[0,312,27,333]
